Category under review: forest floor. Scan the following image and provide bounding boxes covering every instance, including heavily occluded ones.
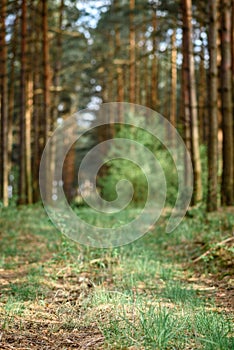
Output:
[0,205,233,349]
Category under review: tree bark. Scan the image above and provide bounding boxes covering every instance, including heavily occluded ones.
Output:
[32,66,40,202]
[42,0,50,145]
[207,0,219,211]
[182,0,203,203]
[198,44,208,144]
[32,4,42,203]
[170,29,177,131]
[151,7,157,109]
[8,16,18,188]
[50,0,64,202]
[231,0,234,195]
[25,75,33,204]
[42,0,51,201]
[0,0,8,207]
[220,0,233,205]
[129,0,135,103]
[19,0,27,204]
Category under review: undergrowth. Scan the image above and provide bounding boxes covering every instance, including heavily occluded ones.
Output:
[0,204,233,349]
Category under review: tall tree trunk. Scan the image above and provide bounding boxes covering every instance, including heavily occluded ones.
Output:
[42,0,51,201]
[32,5,41,203]
[151,7,157,109]
[115,23,124,106]
[198,43,208,144]
[135,61,140,105]
[19,0,27,204]
[182,0,203,203]
[143,55,149,107]
[32,67,40,202]
[0,0,8,207]
[25,75,33,204]
[220,0,233,205]
[182,2,192,188]
[140,18,147,106]
[52,0,63,123]
[50,0,64,202]
[207,0,219,212]
[63,146,76,203]
[231,0,234,194]
[170,29,177,131]
[117,66,124,104]
[129,0,135,103]
[8,16,18,187]
[42,0,50,145]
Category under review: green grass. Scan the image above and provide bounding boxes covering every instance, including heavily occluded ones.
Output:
[0,204,233,348]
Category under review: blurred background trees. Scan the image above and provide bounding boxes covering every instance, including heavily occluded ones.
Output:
[0,0,233,210]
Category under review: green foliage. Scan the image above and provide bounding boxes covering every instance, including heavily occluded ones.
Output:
[101,303,188,349]
[99,122,178,207]
[193,310,234,350]
[5,281,45,302]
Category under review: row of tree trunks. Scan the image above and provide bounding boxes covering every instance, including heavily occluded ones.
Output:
[0,0,233,209]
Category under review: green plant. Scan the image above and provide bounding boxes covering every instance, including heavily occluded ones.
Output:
[193,310,234,350]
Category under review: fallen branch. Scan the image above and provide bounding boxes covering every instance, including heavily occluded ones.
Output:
[193,236,234,263]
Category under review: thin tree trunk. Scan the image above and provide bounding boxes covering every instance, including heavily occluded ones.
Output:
[115,22,123,104]
[63,146,76,203]
[42,0,50,145]
[0,0,8,207]
[8,16,18,185]
[32,5,41,203]
[25,75,33,204]
[231,0,234,194]
[220,0,233,205]
[135,61,140,105]
[182,0,203,203]
[42,0,51,201]
[143,54,149,106]
[182,5,191,188]
[19,0,27,204]
[117,66,124,103]
[117,64,124,124]
[198,44,207,144]
[32,67,40,202]
[170,29,177,131]
[140,18,148,106]
[151,7,157,110]
[129,0,135,103]
[207,0,219,211]
[50,0,64,202]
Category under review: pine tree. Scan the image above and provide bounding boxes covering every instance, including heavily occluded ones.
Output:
[182,0,203,203]
[0,0,9,207]
[207,0,219,211]
[220,0,233,205]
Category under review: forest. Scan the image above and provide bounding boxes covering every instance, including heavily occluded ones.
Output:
[0,0,234,349]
